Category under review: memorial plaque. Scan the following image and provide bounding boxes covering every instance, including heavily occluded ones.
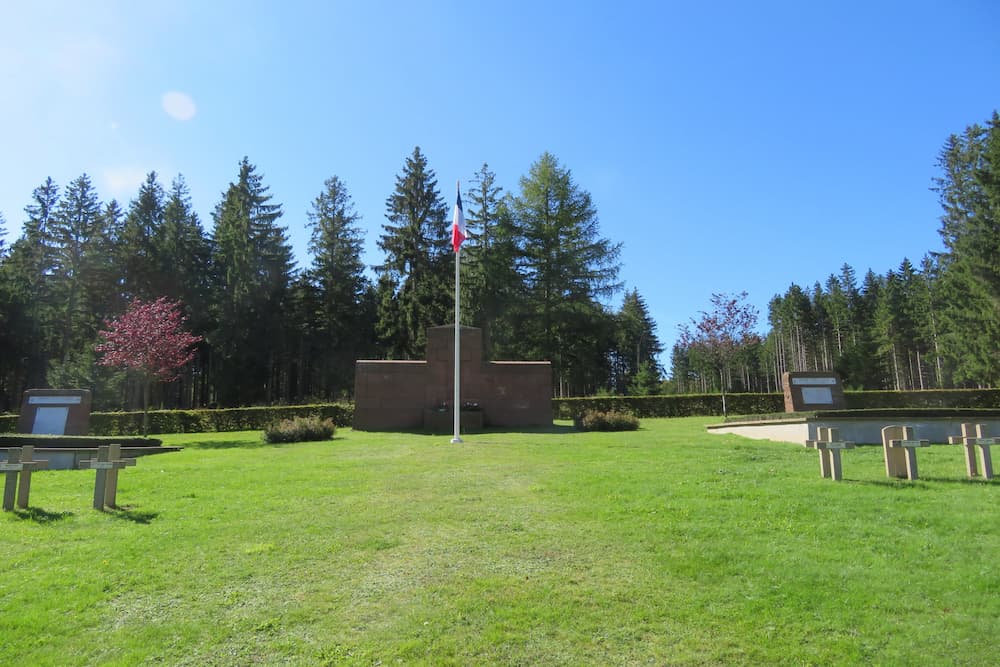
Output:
[32,407,71,435]
[782,372,846,412]
[801,386,834,405]
[17,389,93,435]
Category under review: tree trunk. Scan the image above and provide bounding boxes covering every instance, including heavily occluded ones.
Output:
[142,376,151,436]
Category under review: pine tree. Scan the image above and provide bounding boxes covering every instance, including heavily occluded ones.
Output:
[853,269,888,388]
[305,175,373,396]
[912,255,947,388]
[88,199,126,323]
[462,163,522,358]
[120,172,165,301]
[0,211,34,410]
[156,176,212,312]
[1,178,61,390]
[666,342,694,394]
[375,147,451,359]
[613,288,663,394]
[50,174,104,361]
[511,152,622,395]
[932,113,1000,386]
[209,157,294,404]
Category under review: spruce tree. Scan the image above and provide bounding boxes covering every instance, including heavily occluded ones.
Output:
[932,113,1000,385]
[209,157,294,404]
[50,174,104,361]
[120,172,165,301]
[156,175,212,315]
[461,164,524,359]
[375,147,451,358]
[2,178,61,389]
[613,288,663,394]
[305,175,373,395]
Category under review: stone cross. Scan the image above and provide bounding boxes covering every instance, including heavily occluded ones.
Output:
[79,444,135,510]
[1,445,49,511]
[947,423,996,480]
[804,426,855,480]
[881,425,930,480]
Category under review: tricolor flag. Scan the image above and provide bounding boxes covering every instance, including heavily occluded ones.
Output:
[452,185,467,253]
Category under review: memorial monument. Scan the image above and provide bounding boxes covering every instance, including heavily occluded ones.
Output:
[782,371,846,412]
[17,389,93,435]
[353,325,552,431]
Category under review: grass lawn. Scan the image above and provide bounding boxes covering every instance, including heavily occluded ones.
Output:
[2,417,998,666]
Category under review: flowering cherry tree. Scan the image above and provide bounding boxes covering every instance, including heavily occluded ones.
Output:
[96,297,202,434]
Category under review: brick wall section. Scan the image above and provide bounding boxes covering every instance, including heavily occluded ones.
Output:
[353,325,552,430]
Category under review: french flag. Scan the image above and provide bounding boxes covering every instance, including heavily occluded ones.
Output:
[452,185,466,253]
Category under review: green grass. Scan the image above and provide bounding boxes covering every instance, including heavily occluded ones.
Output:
[2,418,998,665]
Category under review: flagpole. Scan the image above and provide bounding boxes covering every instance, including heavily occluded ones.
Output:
[451,181,463,444]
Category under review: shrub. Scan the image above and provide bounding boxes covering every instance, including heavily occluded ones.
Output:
[262,416,336,444]
[578,409,640,432]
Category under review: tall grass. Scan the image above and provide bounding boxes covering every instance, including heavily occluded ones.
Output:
[2,419,997,665]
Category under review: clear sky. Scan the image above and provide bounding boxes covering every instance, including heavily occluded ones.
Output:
[2,1,997,363]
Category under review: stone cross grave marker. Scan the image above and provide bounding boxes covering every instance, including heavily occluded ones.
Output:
[881,425,930,480]
[79,444,135,510]
[947,423,996,480]
[804,426,855,481]
[1,445,49,511]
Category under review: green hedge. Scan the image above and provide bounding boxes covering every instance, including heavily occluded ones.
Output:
[844,389,1000,409]
[552,389,1000,420]
[5,389,1000,435]
[0,404,353,436]
[552,393,784,420]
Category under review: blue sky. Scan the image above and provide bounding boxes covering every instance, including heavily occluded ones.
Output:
[2,1,998,362]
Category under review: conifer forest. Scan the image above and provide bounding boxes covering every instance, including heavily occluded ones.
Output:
[1,112,999,412]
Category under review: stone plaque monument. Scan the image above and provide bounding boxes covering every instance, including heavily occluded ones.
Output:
[354,326,552,431]
[17,389,93,435]
[782,372,846,412]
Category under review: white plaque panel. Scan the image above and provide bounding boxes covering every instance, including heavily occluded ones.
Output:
[28,395,83,405]
[32,406,70,434]
[791,377,838,386]
[801,387,834,404]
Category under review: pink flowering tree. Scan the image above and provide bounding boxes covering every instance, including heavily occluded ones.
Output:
[96,297,202,435]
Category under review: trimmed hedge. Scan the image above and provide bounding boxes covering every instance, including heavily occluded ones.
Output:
[845,389,1000,410]
[0,403,353,436]
[551,389,1000,420]
[552,393,784,420]
[4,388,1000,435]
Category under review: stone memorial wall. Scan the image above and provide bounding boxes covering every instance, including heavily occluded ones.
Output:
[782,372,846,412]
[353,326,552,431]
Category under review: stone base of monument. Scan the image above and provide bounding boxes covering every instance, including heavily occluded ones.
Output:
[422,409,484,435]
[706,409,1000,445]
[0,435,180,470]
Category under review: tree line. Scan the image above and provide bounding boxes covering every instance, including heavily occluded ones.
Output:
[0,148,663,411]
[669,112,1000,395]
